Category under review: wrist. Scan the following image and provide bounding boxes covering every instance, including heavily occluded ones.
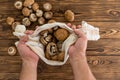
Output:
[69,52,87,64]
[22,59,38,67]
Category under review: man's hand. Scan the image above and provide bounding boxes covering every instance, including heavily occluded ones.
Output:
[67,23,88,60]
[17,30,39,63]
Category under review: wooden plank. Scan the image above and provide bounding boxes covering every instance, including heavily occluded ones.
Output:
[0,56,120,80]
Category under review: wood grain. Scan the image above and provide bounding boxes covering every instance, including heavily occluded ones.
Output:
[0,0,120,80]
[0,56,120,80]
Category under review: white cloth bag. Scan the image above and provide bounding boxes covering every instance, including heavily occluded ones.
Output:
[13,21,100,66]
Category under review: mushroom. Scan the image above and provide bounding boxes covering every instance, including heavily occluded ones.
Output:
[22,7,30,16]
[57,41,63,52]
[14,1,23,10]
[45,34,52,42]
[43,3,52,11]
[23,0,35,7]
[29,13,37,22]
[12,22,21,30]
[51,55,58,61]
[45,52,51,60]
[8,46,17,56]
[46,42,58,56]
[40,30,49,37]
[38,17,45,25]
[64,10,75,22]
[36,9,43,17]
[54,28,69,41]
[6,17,15,25]
[48,19,56,23]
[39,36,48,46]
[44,11,53,19]
[22,17,31,26]
[32,2,39,11]
[58,51,65,61]
[47,28,53,33]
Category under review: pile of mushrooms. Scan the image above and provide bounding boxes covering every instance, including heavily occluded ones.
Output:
[39,26,70,61]
[6,0,55,31]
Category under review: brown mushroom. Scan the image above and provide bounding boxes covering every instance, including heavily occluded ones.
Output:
[23,0,35,7]
[48,19,56,23]
[29,13,37,22]
[45,34,52,42]
[32,2,39,11]
[45,52,51,60]
[43,3,52,11]
[46,42,58,56]
[6,17,15,25]
[14,1,23,10]
[64,10,75,22]
[47,28,53,33]
[38,17,45,25]
[40,30,49,37]
[57,41,63,52]
[51,55,58,61]
[22,7,31,16]
[44,11,53,19]
[36,9,43,17]
[22,17,31,26]
[58,51,65,61]
[12,22,21,30]
[8,46,17,56]
[54,28,69,41]
[39,36,48,46]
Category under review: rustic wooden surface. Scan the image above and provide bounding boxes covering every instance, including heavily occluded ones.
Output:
[0,0,120,80]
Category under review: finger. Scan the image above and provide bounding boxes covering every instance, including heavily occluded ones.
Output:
[74,29,85,38]
[19,35,28,44]
[36,26,39,29]
[72,25,76,29]
[76,25,81,29]
[25,30,34,35]
[67,23,72,27]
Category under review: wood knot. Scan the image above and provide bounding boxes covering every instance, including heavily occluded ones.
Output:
[109,10,120,17]
[92,60,105,65]
[92,60,99,65]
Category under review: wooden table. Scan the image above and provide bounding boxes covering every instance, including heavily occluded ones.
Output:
[0,0,120,80]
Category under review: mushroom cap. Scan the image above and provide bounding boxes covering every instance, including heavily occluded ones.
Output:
[14,1,23,10]
[65,10,75,22]
[58,51,65,61]
[12,22,21,30]
[6,17,15,25]
[44,11,53,19]
[8,46,17,56]
[39,36,48,46]
[32,2,39,11]
[48,19,56,23]
[22,17,31,26]
[54,28,69,41]
[24,0,35,7]
[22,7,31,16]
[38,17,45,25]
[46,42,58,56]
[43,3,52,11]
[29,13,37,22]
[36,9,43,17]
